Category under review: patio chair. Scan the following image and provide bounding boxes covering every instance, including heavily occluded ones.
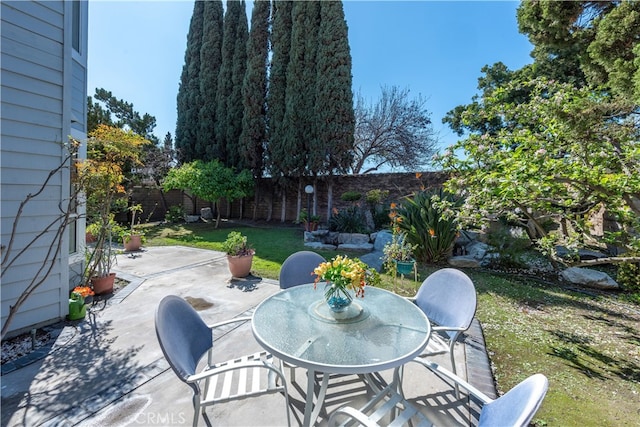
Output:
[278,250,326,383]
[279,250,325,289]
[329,361,548,427]
[155,295,291,427]
[409,268,477,396]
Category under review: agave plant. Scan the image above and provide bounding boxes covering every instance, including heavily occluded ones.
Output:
[395,188,461,263]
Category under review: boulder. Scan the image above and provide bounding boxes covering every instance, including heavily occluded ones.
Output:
[360,251,384,272]
[560,267,619,290]
[304,242,337,251]
[467,241,491,260]
[200,207,213,220]
[338,233,370,245]
[374,230,393,252]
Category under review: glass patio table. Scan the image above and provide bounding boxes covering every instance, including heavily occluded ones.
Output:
[252,284,430,426]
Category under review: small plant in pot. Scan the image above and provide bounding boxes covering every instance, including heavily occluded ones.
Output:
[121,204,145,252]
[222,231,255,278]
[383,205,418,280]
[299,209,321,231]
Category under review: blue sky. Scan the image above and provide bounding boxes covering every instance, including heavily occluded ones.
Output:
[88,1,533,158]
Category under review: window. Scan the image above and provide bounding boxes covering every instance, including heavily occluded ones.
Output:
[72,0,80,53]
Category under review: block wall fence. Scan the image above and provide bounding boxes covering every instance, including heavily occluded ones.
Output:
[127,172,449,224]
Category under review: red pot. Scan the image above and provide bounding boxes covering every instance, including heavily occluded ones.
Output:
[91,272,116,295]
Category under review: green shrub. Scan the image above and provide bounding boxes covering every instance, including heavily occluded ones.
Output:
[617,258,640,292]
[340,191,362,202]
[396,188,460,263]
[328,206,369,233]
[485,225,531,269]
[165,205,185,223]
[365,189,391,230]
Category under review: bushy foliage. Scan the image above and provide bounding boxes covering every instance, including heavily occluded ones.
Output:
[165,205,185,223]
[328,206,368,234]
[395,189,460,263]
[617,258,640,293]
[485,226,532,270]
[340,191,362,202]
[366,189,390,230]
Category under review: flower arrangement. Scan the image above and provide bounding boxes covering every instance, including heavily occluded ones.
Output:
[313,255,380,302]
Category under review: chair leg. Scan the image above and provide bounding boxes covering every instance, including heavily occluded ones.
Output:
[449,340,461,398]
[192,396,201,427]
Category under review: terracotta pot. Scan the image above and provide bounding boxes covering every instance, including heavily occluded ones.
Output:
[91,272,116,295]
[227,253,254,278]
[123,234,142,252]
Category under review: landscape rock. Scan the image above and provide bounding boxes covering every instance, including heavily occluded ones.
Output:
[374,230,393,252]
[360,251,384,272]
[200,207,213,220]
[338,233,370,245]
[467,241,491,260]
[304,242,337,251]
[560,267,619,290]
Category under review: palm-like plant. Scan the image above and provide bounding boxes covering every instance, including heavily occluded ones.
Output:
[395,188,461,263]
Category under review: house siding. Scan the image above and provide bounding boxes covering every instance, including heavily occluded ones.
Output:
[1,0,87,337]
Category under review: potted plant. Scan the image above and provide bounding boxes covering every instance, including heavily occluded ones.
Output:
[76,125,149,294]
[121,203,145,252]
[382,231,417,277]
[222,231,255,278]
[299,210,320,232]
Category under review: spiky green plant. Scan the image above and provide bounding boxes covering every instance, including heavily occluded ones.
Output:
[396,188,461,263]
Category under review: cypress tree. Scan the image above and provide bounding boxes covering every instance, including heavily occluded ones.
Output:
[240,0,270,178]
[214,0,245,166]
[226,0,249,169]
[214,0,239,164]
[198,0,224,161]
[281,1,320,178]
[266,0,293,178]
[176,0,205,163]
[314,0,354,175]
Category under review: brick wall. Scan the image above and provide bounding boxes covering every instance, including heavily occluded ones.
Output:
[130,172,448,224]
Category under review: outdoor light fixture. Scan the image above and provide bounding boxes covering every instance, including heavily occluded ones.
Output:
[305,185,314,220]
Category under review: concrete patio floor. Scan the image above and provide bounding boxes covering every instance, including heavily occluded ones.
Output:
[1,246,496,426]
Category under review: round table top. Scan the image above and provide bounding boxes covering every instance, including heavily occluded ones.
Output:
[252,284,430,374]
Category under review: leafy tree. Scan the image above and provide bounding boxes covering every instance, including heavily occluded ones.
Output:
[143,132,176,211]
[240,0,270,178]
[87,88,158,143]
[517,0,640,101]
[162,160,254,228]
[436,78,640,264]
[176,0,205,163]
[198,0,224,160]
[353,86,436,174]
[314,0,354,176]
[266,0,293,179]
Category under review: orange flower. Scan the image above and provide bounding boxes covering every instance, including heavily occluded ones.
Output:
[390,202,397,209]
[415,172,422,179]
[72,286,94,297]
[428,228,436,237]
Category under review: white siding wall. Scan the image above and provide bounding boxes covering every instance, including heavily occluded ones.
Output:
[1,0,87,337]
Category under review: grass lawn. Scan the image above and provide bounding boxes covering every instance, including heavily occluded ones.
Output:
[143,221,640,426]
